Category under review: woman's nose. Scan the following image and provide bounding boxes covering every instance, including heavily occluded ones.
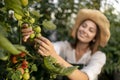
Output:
[83,28,88,33]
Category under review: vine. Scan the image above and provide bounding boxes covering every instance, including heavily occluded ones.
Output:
[0,0,78,80]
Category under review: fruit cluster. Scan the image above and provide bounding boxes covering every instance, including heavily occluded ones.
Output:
[21,22,42,42]
[11,52,30,80]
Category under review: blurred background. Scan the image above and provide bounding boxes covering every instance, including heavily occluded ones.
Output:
[0,0,120,80]
[33,0,120,80]
[36,1,120,79]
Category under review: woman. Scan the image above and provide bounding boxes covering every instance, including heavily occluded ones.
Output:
[22,9,110,80]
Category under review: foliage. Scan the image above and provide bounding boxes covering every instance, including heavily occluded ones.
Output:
[102,7,120,74]
[0,0,78,80]
[0,0,43,79]
[0,0,77,80]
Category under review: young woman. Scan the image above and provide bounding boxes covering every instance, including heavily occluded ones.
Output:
[22,9,110,80]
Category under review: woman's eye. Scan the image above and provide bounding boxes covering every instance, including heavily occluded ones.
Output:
[82,24,86,28]
[90,30,94,33]
[90,28,95,33]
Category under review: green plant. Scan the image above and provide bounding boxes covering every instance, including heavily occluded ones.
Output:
[0,0,78,80]
[101,7,120,75]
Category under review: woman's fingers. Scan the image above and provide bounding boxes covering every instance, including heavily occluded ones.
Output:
[36,36,52,46]
[21,27,33,33]
[21,27,34,42]
[34,38,50,51]
[38,45,50,56]
[22,31,34,36]
[35,41,50,56]
[23,35,30,42]
[38,49,47,56]
[22,30,33,42]
[34,36,54,56]
[21,27,33,36]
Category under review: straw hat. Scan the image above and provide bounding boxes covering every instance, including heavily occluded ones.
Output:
[71,9,110,47]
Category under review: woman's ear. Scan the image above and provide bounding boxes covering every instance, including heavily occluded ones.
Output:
[92,39,96,43]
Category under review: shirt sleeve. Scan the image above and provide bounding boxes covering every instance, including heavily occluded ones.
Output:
[81,51,106,80]
[52,41,70,59]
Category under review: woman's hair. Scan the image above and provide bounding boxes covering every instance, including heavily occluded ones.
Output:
[71,20,100,54]
[89,25,100,54]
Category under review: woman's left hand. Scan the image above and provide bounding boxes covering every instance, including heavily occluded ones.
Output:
[34,36,56,57]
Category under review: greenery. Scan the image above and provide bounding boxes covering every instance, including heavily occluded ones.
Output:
[0,0,120,80]
[100,7,120,80]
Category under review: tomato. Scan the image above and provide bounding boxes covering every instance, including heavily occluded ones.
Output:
[19,52,26,57]
[23,60,28,65]
[11,55,18,64]
[34,26,41,33]
[21,60,28,69]
[21,64,28,69]
[25,68,29,73]
[21,0,28,7]
[30,33,35,39]
[23,72,30,80]
[36,33,42,37]
[20,75,22,79]
[17,67,24,74]
[29,17,35,24]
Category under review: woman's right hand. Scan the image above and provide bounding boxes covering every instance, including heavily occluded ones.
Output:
[21,23,34,42]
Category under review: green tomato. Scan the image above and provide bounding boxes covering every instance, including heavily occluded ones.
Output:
[29,17,35,24]
[30,33,35,39]
[25,68,29,73]
[21,0,28,7]
[34,26,41,33]
[36,33,42,37]
[20,75,22,79]
[23,72,30,80]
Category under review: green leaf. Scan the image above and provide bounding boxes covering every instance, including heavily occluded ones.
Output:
[4,0,24,16]
[0,49,9,61]
[11,70,21,80]
[0,22,8,36]
[0,33,21,55]
[42,19,56,30]
[30,10,43,18]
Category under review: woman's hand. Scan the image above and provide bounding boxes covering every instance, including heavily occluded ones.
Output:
[34,36,56,57]
[21,24,34,42]
[34,36,88,80]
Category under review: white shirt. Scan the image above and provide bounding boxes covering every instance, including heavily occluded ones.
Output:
[53,41,106,80]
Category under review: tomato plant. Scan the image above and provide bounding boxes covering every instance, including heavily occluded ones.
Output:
[0,0,79,80]
[0,0,75,80]
[0,0,56,80]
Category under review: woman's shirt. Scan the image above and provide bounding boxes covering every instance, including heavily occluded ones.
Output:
[53,41,106,80]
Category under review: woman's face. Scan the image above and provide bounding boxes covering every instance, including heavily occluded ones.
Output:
[77,20,97,43]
